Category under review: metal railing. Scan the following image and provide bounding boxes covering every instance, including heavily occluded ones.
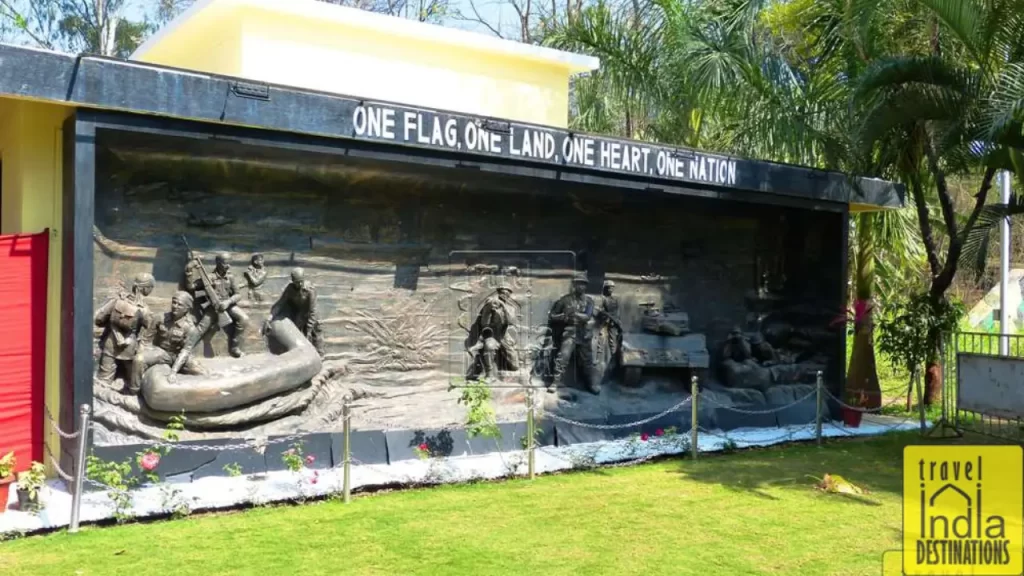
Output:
[941,331,1024,441]
[28,369,924,535]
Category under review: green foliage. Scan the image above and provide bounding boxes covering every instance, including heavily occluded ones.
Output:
[877,292,965,379]
[451,378,502,440]
[0,451,15,479]
[281,442,305,473]
[86,413,185,523]
[223,463,243,477]
[16,461,46,505]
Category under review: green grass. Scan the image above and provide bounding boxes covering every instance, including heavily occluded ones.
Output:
[0,431,988,576]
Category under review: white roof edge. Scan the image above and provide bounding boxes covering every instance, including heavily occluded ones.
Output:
[132,0,600,73]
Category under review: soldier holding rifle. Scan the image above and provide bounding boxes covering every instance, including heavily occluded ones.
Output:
[181,236,249,358]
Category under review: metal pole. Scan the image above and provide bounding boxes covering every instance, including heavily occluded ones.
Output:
[815,371,823,445]
[690,375,699,461]
[342,400,351,504]
[69,404,91,534]
[526,387,536,480]
[1000,170,1012,356]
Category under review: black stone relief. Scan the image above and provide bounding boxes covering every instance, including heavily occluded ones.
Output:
[88,130,845,449]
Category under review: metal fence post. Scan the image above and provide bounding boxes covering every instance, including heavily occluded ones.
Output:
[815,371,823,445]
[690,375,699,461]
[69,404,91,534]
[526,387,536,480]
[342,400,351,504]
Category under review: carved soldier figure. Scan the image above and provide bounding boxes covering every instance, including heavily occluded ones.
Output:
[465,281,519,380]
[596,279,622,368]
[192,252,248,358]
[548,272,599,394]
[131,291,207,391]
[244,253,267,303]
[268,267,325,358]
[94,273,155,386]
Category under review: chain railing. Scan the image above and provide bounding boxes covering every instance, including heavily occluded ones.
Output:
[25,369,929,536]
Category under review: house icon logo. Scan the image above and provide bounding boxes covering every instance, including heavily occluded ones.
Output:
[903,445,1023,575]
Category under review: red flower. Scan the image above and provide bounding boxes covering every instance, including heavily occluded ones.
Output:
[305,455,315,466]
[140,452,160,472]
[655,429,664,437]
[418,443,428,452]
[640,433,649,441]
[311,477,318,485]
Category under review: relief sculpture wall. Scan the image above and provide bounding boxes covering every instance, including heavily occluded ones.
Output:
[89,135,845,446]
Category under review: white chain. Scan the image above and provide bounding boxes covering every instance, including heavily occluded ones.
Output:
[543,396,692,430]
[822,389,913,413]
[698,387,819,415]
[44,405,83,440]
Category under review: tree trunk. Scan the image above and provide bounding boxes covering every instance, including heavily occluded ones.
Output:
[923,324,943,405]
[846,213,882,408]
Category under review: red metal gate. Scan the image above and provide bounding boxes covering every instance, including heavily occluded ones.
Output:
[0,231,48,473]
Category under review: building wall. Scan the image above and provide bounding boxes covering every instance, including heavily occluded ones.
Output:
[0,98,72,475]
[132,2,584,128]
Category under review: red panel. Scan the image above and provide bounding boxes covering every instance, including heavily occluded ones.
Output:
[0,232,48,474]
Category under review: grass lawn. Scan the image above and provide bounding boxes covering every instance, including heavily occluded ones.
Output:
[0,430,977,576]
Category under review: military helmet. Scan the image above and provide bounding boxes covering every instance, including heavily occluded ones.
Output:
[572,272,589,284]
[133,272,155,289]
[495,277,512,293]
[172,290,194,308]
[602,279,615,289]
[215,252,231,266]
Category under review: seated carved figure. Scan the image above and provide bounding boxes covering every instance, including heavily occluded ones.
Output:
[720,328,823,391]
[465,282,519,380]
[132,291,208,391]
[720,328,772,391]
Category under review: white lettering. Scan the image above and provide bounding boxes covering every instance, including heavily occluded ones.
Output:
[698,157,707,181]
[444,119,458,147]
[382,108,395,139]
[543,132,556,160]
[512,128,523,156]
[641,148,651,173]
[367,106,382,137]
[431,117,444,146]
[727,161,737,185]
[522,129,534,157]
[464,122,478,150]
[610,142,622,170]
[416,114,430,145]
[403,111,416,141]
[353,106,367,136]
[689,156,699,179]
[491,131,502,154]
[583,139,595,166]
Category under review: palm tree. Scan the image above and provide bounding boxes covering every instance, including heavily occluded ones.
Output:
[853,0,1024,404]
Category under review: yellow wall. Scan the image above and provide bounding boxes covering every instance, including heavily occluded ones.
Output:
[132,0,596,128]
[0,97,71,476]
[235,10,573,128]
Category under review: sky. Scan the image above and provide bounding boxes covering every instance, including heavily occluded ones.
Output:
[0,0,516,52]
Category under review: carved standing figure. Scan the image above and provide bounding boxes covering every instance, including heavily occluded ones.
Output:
[244,253,267,303]
[188,251,249,358]
[131,291,207,390]
[595,279,622,370]
[465,281,519,380]
[94,273,155,387]
[548,272,599,394]
[268,267,325,358]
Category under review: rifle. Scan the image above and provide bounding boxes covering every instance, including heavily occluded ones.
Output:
[181,235,232,328]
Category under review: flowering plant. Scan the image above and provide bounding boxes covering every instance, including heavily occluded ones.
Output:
[281,443,305,472]
[413,443,430,460]
[139,452,161,472]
